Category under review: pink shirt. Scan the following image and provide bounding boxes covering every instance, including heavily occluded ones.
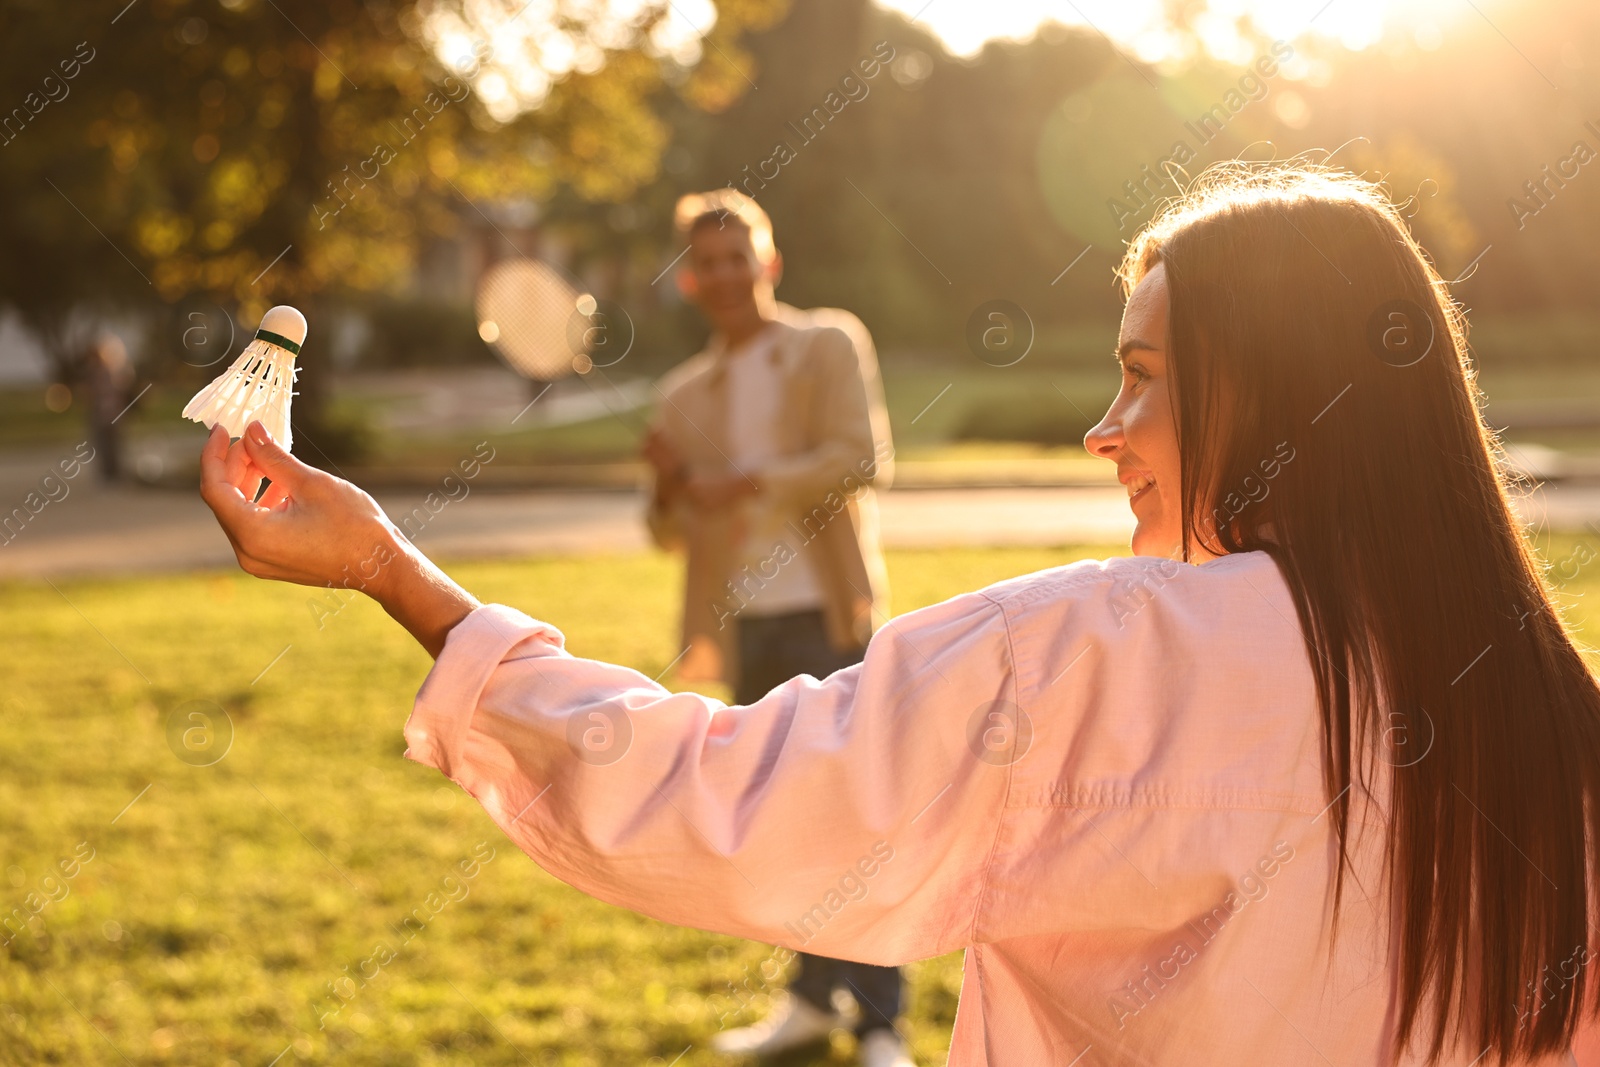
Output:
[404,551,1587,1065]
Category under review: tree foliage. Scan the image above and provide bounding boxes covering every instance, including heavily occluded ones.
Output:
[0,0,786,377]
[610,0,1600,361]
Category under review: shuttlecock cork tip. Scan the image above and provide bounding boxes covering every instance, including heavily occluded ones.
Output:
[258,305,308,348]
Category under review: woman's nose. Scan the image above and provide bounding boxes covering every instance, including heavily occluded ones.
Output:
[1084,413,1124,460]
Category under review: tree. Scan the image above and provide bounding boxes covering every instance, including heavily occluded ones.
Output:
[0,0,787,389]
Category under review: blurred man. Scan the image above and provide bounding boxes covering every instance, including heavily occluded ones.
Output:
[641,191,908,1067]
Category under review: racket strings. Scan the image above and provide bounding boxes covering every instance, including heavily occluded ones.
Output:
[476,259,587,381]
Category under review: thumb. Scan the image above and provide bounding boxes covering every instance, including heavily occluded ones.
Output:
[242,421,311,487]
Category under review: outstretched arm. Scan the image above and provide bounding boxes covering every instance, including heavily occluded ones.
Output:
[404,588,1016,965]
[198,421,478,658]
[199,420,1019,963]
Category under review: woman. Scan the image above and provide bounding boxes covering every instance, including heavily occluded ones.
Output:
[201,161,1600,1065]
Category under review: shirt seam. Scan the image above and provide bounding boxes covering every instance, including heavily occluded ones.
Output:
[1012,789,1389,829]
[1019,787,1322,809]
[984,562,1112,613]
[987,550,1280,617]
[973,943,994,1066]
[966,592,1023,951]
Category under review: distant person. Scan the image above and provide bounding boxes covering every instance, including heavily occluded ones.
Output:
[638,191,908,1066]
[82,332,133,483]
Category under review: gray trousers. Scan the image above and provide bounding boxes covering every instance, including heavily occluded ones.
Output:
[735,610,903,1037]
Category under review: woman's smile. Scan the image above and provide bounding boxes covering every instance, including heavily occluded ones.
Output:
[1123,470,1157,505]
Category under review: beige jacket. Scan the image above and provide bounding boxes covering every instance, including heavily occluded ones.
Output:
[645,303,894,685]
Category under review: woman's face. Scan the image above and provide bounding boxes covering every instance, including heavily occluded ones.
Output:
[1085,262,1206,561]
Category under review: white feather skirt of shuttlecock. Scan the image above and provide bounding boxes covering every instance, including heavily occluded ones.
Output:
[182,337,298,450]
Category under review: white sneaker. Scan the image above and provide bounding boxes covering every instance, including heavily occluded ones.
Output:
[859,1028,915,1067]
[711,991,847,1056]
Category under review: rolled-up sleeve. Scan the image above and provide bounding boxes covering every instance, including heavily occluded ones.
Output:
[403,592,1018,965]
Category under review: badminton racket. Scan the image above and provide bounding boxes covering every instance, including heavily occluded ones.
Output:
[473,255,642,426]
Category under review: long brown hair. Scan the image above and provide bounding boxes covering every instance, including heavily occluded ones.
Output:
[1119,159,1600,1063]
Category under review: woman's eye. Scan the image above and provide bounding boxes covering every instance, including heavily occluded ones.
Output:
[1126,364,1150,385]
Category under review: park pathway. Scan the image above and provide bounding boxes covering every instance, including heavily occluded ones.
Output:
[1,447,1596,579]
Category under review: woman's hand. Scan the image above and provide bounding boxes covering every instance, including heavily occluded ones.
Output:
[199,421,480,658]
[200,421,393,587]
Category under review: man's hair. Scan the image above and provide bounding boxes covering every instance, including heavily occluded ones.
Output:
[673,189,776,262]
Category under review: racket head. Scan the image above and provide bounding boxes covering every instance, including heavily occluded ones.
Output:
[474,257,591,381]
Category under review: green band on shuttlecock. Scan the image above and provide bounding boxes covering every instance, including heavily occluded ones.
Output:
[255,328,302,356]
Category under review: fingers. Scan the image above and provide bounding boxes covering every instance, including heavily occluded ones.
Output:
[200,425,251,514]
[242,421,313,490]
[199,425,304,582]
[223,431,265,503]
[257,478,291,510]
[201,422,230,471]
[201,424,278,521]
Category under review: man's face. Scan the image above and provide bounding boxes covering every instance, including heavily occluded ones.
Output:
[682,220,772,324]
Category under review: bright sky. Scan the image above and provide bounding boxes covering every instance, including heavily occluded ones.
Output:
[427,0,1485,122]
[872,0,1475,62]
[429,0,720,121]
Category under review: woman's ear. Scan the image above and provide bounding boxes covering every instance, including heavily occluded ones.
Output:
[675,267,698,301]
[765,249,784,290]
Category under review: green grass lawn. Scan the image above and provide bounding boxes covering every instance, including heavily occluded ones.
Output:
[5,540,1600,1066]
[0,546,1111,1067]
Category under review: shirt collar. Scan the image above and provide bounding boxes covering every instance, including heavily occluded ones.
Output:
[708,319,785,369]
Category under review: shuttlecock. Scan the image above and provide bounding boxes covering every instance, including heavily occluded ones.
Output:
[183,305,306,451]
